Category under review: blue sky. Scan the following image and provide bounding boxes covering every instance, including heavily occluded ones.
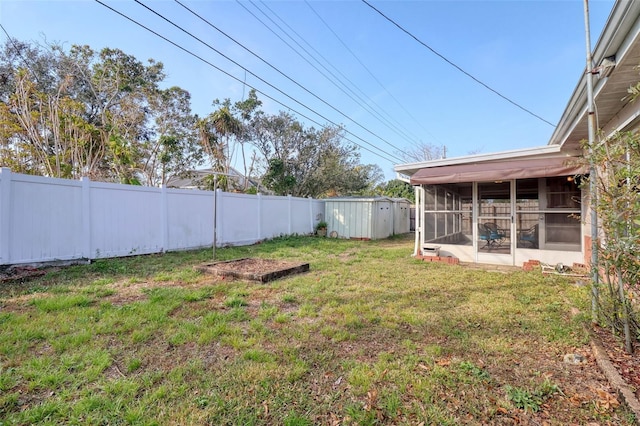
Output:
[1,0,614,180]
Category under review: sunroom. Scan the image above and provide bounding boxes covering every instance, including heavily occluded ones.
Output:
[404,153,587,266]
[394,0,640,267]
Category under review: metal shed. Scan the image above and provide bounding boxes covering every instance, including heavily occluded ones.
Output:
[324,196,394,240]
[391,198,411,235]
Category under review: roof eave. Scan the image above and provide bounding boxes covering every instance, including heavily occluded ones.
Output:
[394,145,565,177]
[550,0,640,148]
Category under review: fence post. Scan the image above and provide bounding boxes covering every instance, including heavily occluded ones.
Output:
[257,193,262,241]
[309,196,314,234]
[288,195,292,235]
[81,176,92,260]
[161,185,169,252]
[0,168,12,264]
[215,189,222,247]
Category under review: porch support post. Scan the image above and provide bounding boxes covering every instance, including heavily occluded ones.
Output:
[472,181,478,263]
[413,185,422,256]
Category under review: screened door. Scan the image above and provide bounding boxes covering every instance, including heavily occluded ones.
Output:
[476,181,514,263]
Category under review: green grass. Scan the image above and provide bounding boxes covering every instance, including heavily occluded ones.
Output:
[0,235,635,425]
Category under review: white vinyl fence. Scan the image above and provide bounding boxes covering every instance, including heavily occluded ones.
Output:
[0,168,324,266]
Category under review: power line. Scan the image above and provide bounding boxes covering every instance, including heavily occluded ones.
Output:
[304,0,442,147]
[361,0,556,128]
[255,0,423,148]
[93,0,400,164]
[134,0,404,162]
[0,23,42,86]
[236,1,359,118]
[177,0,387,143]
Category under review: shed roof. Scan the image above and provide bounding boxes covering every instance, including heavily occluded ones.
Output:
[325,196,394,202]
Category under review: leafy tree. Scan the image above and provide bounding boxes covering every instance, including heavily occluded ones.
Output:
[379,179,415,203]
[249,109,380,198]
[196,104,239,192]
[583,130,639,354]
[141,86,201,186]
[0,37,60,101]
[0,39,383,196]
[90,47,164,183]
[196,92,263,192]
[0,40,90,177]
[262,158,296,195]
[233,89,262,191]
[0,39,201,184]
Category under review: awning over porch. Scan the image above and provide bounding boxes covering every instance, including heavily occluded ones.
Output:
[409,157,586,185]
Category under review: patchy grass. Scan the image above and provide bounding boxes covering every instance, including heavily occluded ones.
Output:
[0,235,635,425]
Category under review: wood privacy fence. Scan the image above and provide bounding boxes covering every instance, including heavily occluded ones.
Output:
[0,168,324,266]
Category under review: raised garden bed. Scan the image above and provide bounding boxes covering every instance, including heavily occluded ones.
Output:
[196,258,310,283]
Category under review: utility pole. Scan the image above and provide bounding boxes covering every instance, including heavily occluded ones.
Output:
[211,171,235,261]
[583,0,599,323]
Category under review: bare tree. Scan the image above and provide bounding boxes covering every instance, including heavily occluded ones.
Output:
[398,142,447,163]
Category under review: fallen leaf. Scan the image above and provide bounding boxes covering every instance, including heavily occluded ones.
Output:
[366,389,378,411]
[380,368,388,380]
[436,358,451,367]
[330,413,340,426]
[333,376,343,388]
[418,363,430,371]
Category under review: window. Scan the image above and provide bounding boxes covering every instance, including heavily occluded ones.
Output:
[422,183,472,245]
[543,177,581,248]
[546,176,580,208]
[515,177,581,251]
[516,179,539,249]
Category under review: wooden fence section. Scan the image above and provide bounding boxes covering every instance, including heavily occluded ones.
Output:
[0,168,324,265]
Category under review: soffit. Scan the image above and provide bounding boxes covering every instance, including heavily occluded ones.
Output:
[555,40,640,151]
[551,2,640,151]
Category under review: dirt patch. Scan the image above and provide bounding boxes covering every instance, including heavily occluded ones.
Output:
[0,266,46,283]
[195,258,309,283]
[592,325,640,401]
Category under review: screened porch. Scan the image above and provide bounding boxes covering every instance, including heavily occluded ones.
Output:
[416,175,585,266]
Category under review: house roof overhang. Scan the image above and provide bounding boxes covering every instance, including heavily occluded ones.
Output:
[409,157,586,185]
[395,0,640,182]
[395,145,565,178]
[549,0,640,151]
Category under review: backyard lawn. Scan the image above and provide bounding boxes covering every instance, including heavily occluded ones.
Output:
[0,235,636,425]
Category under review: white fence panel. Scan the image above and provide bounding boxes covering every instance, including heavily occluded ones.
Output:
[166,188,213,251]
[310,199,325,227]
[260,195,291,239]
[218,191,260,246]
[291,197,316,235]
[0,170,84,264]
[0,168,329,266]
[90,182,164,258]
